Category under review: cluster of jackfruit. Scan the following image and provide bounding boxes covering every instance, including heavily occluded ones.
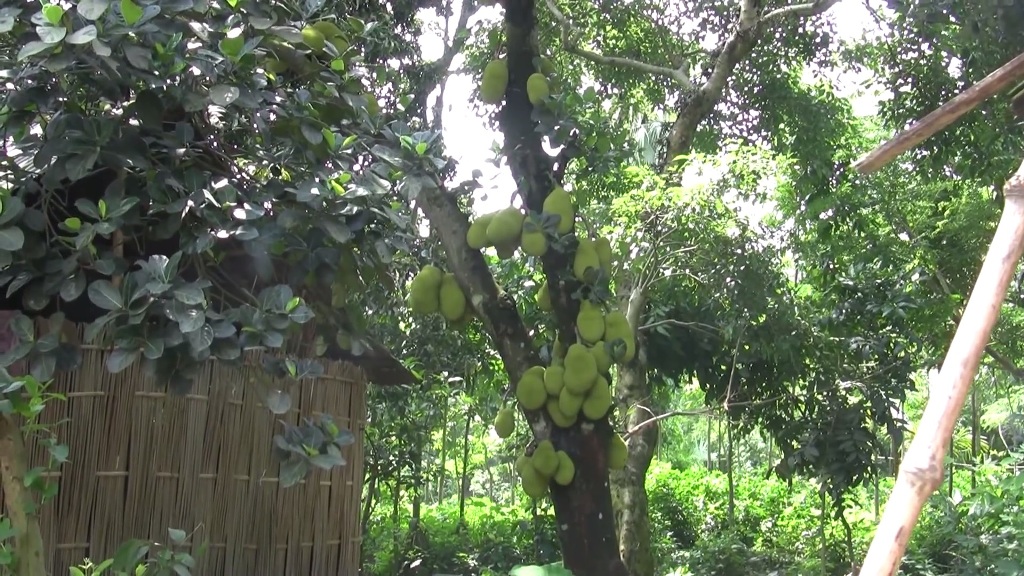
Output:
[407,264,474,324]
[572,235,614,282]
[478,55,560,107]
[526,56,559,106]
[466,187,575,260]
[516,439,575,498]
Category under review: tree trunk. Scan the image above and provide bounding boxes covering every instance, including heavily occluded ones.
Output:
[0,413,46,576]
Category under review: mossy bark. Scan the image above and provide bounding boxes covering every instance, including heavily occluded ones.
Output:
[0,413,46,576]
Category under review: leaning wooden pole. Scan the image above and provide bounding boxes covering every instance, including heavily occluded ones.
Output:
[859,159,1024,575]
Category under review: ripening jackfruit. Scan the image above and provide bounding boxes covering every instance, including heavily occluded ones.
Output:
[591,341,612,374]
[537,282,551,311]
[543,365,564,396]
[408,265,443,315]
[563,343,598,394]
[467,213,495,249]
[486,207,524,247]
[546,398,577,428]
[542,187,574,235]
[516,365,547,410]
[576,300,605,343]
[595,236,612,273]
[609,434,628,470]
[301,26,327,51]
[582,375,612,420]
[480,59,509,105]
[526,73,550,105]
[604,310,635,363]
[521,228,547,257]
[439,273,467,321]
[532,440,559,477]
[330,36,349,55]
[493,407,514,438]
[538,56,557,77]
[558,387,584,417]
[515,454,531,475]
[573,238,601,281]
[554,450,575,485]
[519,460,549,499]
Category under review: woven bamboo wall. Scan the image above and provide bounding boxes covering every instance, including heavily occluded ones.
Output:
[2,343,368,576]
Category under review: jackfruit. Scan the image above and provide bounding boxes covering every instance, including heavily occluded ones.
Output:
[515,454,531,475]
[480,59,509,105]
[311,21,346,39]
[537,282,551,311]
[495,241,518,260]
[542,187,574,234]
[595,236,612,274]
[408,265,443,315]
[558,387,584,417]
[546,398,577,428]
[590,341,612,374]
[526,73,550,105]
[576,300,605,343]
[519,461,549,499]
[563,343,597,394]
[573,238,600,281]
[543,365,564,396]
[330,37,350,55]
[582,376,612,420]
[532,440,559,477]
[552,335,566,360]
[521,228,547,257]
[609,434,628,470]
[300,26,327,51]
[467,213,495,249]
[493,407,514,438]
[438,273,467,321]
[554,451,575,485]
[486,206,524,246]
[604,310,635,363]
[538,56,557,77]
[515,365,547,410]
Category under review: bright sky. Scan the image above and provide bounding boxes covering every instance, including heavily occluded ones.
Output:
[416,0,887,216]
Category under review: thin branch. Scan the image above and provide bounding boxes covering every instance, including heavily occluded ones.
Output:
[625,408,711,438]
[760,0,844,25]
[853,50,1024,175]
[541,0,693,89]
[638,318,720,335]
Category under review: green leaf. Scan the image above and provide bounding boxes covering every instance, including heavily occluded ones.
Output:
[106,347,140,373]
[37,25,67,44]
[265,389,291,415]
[87,280,123,311]
[209,85,240,106]
[0,227,25,251]
[17,41,53,61]
[120,0,143,25]
[66,25,98,45]
[279,458,308,488]
[48,443,69,464]
[167,528,187,545]
[77,0,111,20]
[42,4,64,25]
[218,34,244,59]
[173,285,206,306]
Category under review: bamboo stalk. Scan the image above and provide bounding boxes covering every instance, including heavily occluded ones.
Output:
[859,158,1024,574]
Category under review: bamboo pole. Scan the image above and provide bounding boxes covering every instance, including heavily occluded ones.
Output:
[859,158,1024,574]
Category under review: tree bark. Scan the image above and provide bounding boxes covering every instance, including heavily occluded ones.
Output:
[0,413,46,576]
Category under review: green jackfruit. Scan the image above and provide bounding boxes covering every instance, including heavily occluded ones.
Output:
[311,21,346,39]
[408,265,443,315]
[590,341,612,374]
[515,454,531,475]
[330,36,349,55]
[532,440,559,477]
[542,187,574,234]
[438,273,467,321]
[537,282,552,311]
[543,365,564,396]
[553,451,575,485]
[538,56,557,77]
[526,73,550,105]
[552,335,566,361]
[582,376,612,420]
[300,26,327,51]
[609,434,628,470]
[558,387,584,417]
[480,59,509,105]
[495,241,518,260]
[486,206,524,247]
[516,365,547,410]
[521,228,547,257]
[595,236,612,273]
[519,461,549,499]
[573,238,600,281]
[467,212,495,249]
[576,300,605,343]
[546,398,577,428]
[604,310,635,363]
[563,343,598,394]
[493,407,514,438]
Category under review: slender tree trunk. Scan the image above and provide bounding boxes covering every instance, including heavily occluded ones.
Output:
[726,419,735,527]
[437,394,449,503]
[0,413,45,576]
[610,286,657,576]
[457,402,472,526]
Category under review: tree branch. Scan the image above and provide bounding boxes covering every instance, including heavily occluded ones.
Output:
[540,0,693,89]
